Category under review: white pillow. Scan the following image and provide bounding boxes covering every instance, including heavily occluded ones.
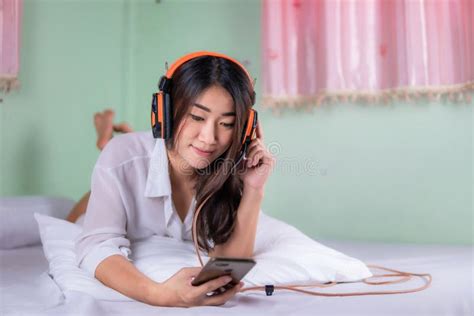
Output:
[248,214,373,285]
[34,212,373,301]
[0,196,76,249]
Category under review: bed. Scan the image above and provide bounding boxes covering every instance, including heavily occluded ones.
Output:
[1,238,471,315]
[0,197,472,315]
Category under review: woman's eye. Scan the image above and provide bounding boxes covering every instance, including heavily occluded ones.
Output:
[221,122,235,129]
[190,114,204,121]
[190,113,233,129]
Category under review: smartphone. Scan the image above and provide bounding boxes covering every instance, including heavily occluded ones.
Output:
[191,257,256,295]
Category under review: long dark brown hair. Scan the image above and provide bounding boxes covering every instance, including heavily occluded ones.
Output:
[164,55,255,254]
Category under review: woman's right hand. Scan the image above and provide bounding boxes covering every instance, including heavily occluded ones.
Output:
[147,267,244,307]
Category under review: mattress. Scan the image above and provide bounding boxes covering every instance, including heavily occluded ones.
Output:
[1,239,472,316]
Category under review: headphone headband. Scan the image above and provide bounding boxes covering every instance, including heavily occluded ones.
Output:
[158,51,255,105]
[164,51,254,83]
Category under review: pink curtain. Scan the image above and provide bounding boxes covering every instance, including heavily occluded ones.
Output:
[262,0,474,111]
[0,0,22,93]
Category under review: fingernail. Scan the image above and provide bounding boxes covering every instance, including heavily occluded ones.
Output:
[225,276,232,282]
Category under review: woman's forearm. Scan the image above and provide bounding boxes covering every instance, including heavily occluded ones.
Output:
[95,254,164,306]
[208,188,263,258]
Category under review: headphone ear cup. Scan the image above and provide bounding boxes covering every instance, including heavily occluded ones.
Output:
[162,92,173,139]
[238,110,258,159]
[151,92,166,138]
[158,92,165,138]
[151,90,173,139]
[151,93,159,138]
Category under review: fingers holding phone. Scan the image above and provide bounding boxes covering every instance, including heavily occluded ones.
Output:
[199,275,244,300]
[190,271,243,306]
[156,267,242,307]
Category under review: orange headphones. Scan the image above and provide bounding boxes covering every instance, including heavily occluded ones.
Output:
[151,51,258,163]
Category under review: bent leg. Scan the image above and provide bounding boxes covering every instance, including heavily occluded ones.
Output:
[66,109,134,223]
[66,191,90,223]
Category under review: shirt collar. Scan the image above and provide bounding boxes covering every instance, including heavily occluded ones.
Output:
[144,138,172,198]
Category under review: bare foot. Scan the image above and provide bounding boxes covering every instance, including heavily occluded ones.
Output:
[95,109,115,150]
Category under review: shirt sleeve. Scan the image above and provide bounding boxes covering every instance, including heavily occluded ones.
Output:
[74,164,132,278]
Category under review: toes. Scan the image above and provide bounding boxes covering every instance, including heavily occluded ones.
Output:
[103,109,115,121]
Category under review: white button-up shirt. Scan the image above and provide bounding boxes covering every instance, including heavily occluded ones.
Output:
[74,131,198,278]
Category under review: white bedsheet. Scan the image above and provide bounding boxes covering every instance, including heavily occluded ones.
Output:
[1,239,472,316]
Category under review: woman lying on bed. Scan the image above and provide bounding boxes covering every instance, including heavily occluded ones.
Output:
[67,54,275,308]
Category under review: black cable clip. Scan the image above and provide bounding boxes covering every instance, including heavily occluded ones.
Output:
[265,285,274,296]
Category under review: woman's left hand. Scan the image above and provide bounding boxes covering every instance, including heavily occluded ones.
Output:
[238,122,276,192]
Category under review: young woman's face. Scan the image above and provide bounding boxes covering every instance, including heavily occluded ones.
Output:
[173,85,236,170]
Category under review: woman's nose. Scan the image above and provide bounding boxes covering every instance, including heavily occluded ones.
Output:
[199,122,217,144]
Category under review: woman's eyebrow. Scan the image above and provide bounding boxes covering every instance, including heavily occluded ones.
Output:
[193,103,236,117]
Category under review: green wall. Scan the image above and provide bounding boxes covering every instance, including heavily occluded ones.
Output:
[1,0,472,245]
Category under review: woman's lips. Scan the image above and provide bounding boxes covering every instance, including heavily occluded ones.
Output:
[192,145,214,157]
